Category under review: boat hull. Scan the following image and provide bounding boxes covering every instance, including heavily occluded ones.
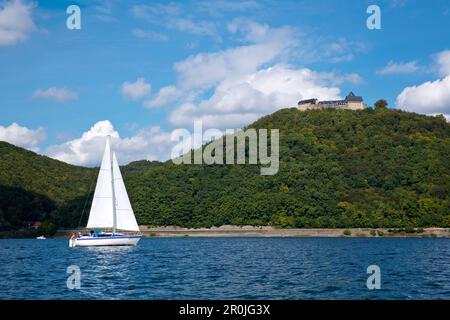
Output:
[69,235,141,247]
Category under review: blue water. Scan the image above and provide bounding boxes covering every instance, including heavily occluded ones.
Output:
[0,238,449,300]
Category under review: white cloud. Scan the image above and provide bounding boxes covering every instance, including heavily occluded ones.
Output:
[377,60,419,75]
[396,75,450,114]
[172,18,217,37]
[169,64,352,128]
[227,18,298,46]
[174,44,280,91]
[0,122,45,151]
[45,120,174,166]
[436,50,450,76]
[323,40,356,63]
[0,0,36,46]
[144,85,179,108]
[311,38,368,64]
[175,21,299,93]
[32,87,79,103]
[396,50,450,118]
[121,78,151,101]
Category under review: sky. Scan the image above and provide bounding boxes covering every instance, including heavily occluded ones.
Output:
[0,0,449,166]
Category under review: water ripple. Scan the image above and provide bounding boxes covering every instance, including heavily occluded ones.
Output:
[0,238,449,299]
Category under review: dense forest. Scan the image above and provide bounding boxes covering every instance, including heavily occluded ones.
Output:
[1,106,449,235]
[0,142,93,234]
[0,144,157,235]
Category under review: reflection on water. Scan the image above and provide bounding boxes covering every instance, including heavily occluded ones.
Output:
[85,245,137,263]
[0,238,450,300]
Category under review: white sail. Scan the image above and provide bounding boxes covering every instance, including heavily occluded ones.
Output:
[87,138,114,229]
[112,152,140,231]
[86,137,140,232]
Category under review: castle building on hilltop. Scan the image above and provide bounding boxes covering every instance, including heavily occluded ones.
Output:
[297,92,367,111]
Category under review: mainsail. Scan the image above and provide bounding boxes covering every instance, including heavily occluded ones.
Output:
[86,137,140,232]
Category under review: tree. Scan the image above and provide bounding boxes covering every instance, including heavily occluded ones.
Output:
[36,221,57,237]
[374,99,388,109]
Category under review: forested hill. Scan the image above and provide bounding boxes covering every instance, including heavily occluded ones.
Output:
[0,142,157,232]
[0,141,94,231]
[126,107,450,228]
[0,107,449,234]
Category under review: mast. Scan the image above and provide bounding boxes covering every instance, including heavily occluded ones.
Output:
[109,135,117,234]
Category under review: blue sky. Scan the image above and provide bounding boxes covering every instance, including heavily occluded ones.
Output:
[0,0,449,165]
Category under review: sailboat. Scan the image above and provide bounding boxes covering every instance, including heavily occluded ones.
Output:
[69,136,142,247]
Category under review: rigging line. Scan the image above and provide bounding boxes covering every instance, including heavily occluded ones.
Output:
[77,168,98,229]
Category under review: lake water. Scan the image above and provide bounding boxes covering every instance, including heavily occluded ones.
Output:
[0,238,449,300]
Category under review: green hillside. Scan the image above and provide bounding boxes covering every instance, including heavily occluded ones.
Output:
[1,107,449,234]
[0,142,94,232]
[126,107,450,228]
[0,142,157,233]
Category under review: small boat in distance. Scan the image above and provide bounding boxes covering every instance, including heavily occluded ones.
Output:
[69,136,142,247]
[36,235,46,240]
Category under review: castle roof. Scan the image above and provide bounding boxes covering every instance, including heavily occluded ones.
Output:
[345,92,363,102]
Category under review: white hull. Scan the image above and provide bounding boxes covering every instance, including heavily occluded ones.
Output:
[69,235,141,247]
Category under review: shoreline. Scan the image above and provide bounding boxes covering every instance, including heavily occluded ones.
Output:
[138,226,450,238]
[3,226,449,239]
